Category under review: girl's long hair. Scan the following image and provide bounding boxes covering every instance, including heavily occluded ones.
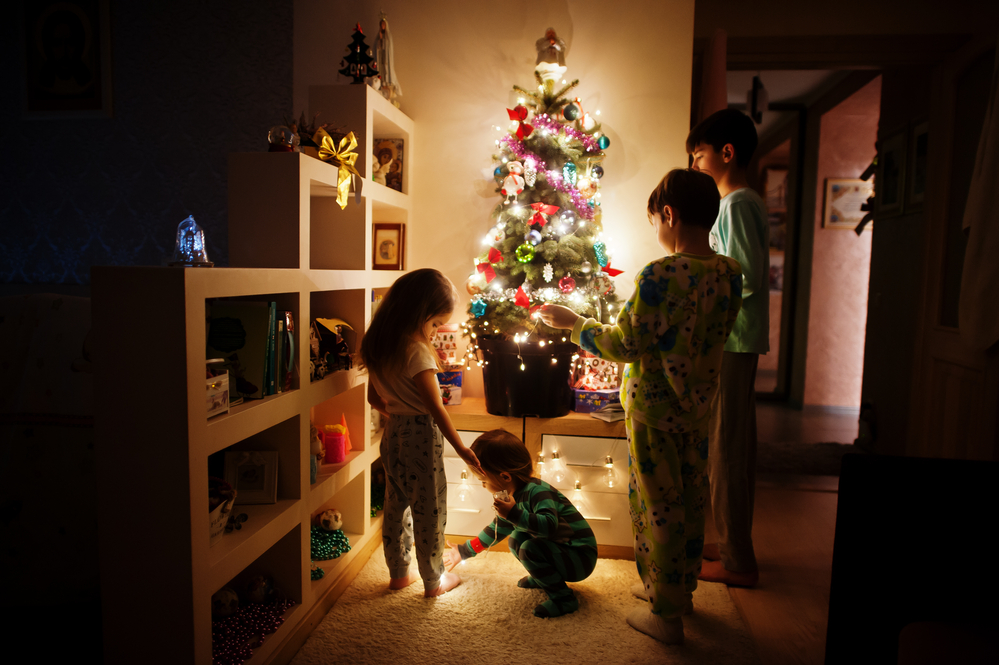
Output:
[470,429,535,488]
[359,268,458,380]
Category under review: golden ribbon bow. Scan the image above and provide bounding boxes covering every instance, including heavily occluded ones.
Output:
[315,128,360,209]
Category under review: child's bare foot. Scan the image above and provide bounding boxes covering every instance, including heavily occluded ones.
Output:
[701,542,721,561]
[424,571,461,598]
[388,573,419,590]
[697,560,758,587]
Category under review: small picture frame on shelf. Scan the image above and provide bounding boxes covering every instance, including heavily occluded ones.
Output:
[373,223,405,270]
[373,137,404,192]
[224,450,279,504]
[876,128,907,217]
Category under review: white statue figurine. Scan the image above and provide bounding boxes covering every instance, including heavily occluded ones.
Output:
[375,13,402,105]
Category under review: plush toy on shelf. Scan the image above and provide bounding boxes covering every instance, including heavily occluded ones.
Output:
[311,509,352,560]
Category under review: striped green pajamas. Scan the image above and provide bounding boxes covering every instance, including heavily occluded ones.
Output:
[458,479,597,616]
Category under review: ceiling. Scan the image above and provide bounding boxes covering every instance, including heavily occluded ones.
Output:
[726,69,850,142]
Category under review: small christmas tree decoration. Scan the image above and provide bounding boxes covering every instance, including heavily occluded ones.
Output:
[501,161,525,203]
[516,243,535,263]
[593,240,608,267]
[543,263,554,282]
[338,24,378,84]
[527,229,542,245]
[471,298,488,317]
[507,106,534,139]
[529,202,559,227]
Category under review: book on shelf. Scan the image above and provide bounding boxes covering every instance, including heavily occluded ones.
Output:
[206,300,272,400]
[265,301,277,395]
[275,318,285,393]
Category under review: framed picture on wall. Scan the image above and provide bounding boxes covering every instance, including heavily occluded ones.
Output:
[224,451,278,505]
[823,178,875,231]
[763,167,788,212]
[372,223,405,270]
[23,0,113,118]
[875,129,906,217]
[907,120,929,210]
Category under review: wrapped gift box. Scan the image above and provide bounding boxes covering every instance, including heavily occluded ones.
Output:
[437,368,462,405]
[573,388,620,413]
[433,324,460,366]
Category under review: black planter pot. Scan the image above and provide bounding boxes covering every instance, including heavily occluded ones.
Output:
[478,337,577,418]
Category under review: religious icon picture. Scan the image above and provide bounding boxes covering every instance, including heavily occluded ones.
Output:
[372,223,405,270]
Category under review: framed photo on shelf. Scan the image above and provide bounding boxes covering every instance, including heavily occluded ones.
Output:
[907,120,929,210]
[224,450,278,504]
[23,0,113,118]
[373,137,404,192]
[823,178,875,231]
[373,223,405,270]
[876,128,906,217]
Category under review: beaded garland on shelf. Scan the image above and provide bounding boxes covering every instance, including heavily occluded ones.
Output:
[212,598,296,665]
[310,525,351,560]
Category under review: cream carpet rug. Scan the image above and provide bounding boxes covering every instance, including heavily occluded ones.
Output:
[291,548,761,665]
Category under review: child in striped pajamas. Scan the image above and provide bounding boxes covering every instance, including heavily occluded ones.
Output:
[539,169,743,644]
[444,429,597,618]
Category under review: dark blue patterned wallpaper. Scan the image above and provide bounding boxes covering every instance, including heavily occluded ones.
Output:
[0,1,293,284]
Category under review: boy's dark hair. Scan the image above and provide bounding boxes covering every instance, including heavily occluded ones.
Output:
[647,169,721,231]
[470,429,534,487]
[685,109,759,168]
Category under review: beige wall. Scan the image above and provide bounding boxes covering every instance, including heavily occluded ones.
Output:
[803,76,881,407]
[296,0,696,397]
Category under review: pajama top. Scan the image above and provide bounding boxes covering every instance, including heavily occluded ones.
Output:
[571,253,743,433]
[457,478,596,559]
[709,187,769,354]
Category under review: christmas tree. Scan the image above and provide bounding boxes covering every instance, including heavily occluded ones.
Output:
[338,24,378,84]
[463,29,622,367]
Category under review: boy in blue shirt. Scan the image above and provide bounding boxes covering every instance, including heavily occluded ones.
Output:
[687,109,769,588]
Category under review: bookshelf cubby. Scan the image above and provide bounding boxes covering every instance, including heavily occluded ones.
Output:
[92,85,413,665]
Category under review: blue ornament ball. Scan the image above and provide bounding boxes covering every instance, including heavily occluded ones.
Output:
[527,230,542,245]
[591,165,604,179]
[597,135,611,150]
[563,104,579,121]
[471,299,488,317]
[493,166,503,179]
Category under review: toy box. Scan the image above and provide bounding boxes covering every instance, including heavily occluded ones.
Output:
[573,388,620,413]
[437,368,462,406]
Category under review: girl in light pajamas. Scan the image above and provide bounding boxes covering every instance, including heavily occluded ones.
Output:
[360,269,482,598]
[540,169,742,644]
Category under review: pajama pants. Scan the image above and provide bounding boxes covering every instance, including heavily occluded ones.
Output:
[380,413,448,590]
[708,351,759,574]
[627,417,709,619]
[509,531,596,605]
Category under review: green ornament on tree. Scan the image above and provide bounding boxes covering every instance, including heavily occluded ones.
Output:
[516,243,536,263]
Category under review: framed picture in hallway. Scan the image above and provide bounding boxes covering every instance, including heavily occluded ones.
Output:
[875,128,906,217]
[906,120,929,210]
[823,179,875,231]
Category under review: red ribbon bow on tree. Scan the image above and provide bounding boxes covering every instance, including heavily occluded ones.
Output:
[515,284,530,308]
[507,106,534,140]
[604,261,624,277]
[528,202,559,227]
[476,247,503,283]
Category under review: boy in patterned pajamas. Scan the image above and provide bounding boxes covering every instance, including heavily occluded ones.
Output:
[540,169,742,644]
[445,430,597,618]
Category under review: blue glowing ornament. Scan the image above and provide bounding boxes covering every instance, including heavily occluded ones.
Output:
[516,243,535,263]
[170,215,212,267]
[597,135,610,150]
[527,230,542,245]
[471,298,487,317]
[593,241,608,267]
[562,162,577,186]
[591,165,604,179]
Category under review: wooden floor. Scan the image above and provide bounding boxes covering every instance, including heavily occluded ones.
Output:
[704,401,852,665]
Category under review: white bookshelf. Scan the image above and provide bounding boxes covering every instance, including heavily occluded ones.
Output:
[93,85,412,665]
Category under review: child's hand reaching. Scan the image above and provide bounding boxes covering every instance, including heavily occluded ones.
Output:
[444,540,462,571]
[454,444,483,477]
[538,304,580,330]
